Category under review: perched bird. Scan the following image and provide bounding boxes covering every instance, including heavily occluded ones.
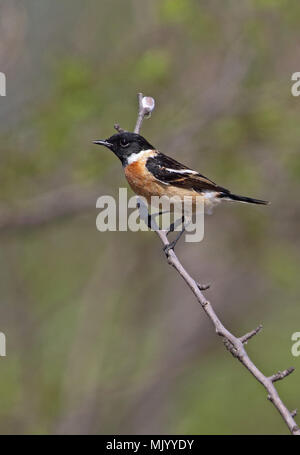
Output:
[94,131,268,250]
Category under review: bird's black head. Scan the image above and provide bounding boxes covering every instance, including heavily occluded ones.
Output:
[93,132,154,166]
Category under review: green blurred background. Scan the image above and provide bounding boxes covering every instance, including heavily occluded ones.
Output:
[0,0,299,435]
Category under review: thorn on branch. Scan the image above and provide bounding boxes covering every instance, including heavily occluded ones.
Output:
[197,282,211,291]
[239,324,263,344]
[114,123,126,133]
[291,409,297,418]
[269,367,295,383]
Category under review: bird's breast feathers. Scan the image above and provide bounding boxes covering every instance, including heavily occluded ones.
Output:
[124,150,168,202]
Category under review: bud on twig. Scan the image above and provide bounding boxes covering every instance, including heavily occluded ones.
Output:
[142,96,155,117]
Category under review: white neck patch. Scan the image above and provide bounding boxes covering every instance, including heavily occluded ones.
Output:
[126,149,152,165]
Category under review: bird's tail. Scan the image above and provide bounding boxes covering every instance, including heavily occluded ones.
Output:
[222,193,269,205]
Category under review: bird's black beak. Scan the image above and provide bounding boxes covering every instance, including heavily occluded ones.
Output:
[93,140,113,149]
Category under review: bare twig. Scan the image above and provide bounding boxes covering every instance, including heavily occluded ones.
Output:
[133,92,300,435]
[239,324,263,344]
[114,123,126,133]
[269,368,295,383]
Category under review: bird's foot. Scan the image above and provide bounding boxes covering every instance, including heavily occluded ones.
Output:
[163,240,177,256]
[163,227,185,256]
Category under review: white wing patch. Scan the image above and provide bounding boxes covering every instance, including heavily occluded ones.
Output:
[165,168,198,175]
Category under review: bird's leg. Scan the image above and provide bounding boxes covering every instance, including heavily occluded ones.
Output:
[166,215,185,236]
[146,211,163,229]
[137,198,165,230]
[163,221,186,255]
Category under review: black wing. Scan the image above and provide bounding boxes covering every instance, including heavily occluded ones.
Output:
[146,153,230,195]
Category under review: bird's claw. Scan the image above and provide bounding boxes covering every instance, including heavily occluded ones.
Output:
[163,241,176,256]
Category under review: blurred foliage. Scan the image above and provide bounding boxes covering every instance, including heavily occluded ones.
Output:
[0,0,299,435]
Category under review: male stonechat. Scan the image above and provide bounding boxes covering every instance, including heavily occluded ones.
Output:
[94,132,268,250]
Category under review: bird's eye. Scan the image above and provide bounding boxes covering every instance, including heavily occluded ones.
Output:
[120,138,129,148]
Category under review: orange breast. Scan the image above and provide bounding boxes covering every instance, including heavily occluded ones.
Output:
[125,160,162,202]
